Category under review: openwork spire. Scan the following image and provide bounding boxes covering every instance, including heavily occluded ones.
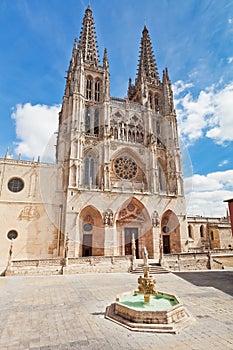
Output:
[78,6,99,66]
[136,26,159,84]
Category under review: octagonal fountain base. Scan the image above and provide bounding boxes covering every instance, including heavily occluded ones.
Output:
[105,291,193,334]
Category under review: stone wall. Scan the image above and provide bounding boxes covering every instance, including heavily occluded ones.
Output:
[5,256,132,276]
[163,252,233,271]
[212,254,233,268]
[163,253,209,271]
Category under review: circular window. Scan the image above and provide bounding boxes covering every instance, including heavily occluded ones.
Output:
[162,226,170,234]
[114,157,138,180]
[7,230,18,240]
[8,177,24,193]
[83,223,93,232]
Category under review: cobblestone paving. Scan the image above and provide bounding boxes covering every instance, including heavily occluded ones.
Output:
[0,272,232,349]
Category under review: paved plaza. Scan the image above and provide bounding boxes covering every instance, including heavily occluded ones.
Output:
[0,271,232,350]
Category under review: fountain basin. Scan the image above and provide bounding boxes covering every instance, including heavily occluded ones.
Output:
[105,290,193,333]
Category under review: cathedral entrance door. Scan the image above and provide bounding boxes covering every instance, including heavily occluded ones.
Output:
[163,235,170,254]
[124,227,139,258]
[82,234,92,256]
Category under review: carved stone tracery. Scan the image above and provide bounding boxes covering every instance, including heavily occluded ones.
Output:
[19,206,40,221]
[114,156,138,180]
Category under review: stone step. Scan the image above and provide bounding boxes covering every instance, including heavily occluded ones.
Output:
[131,264,169,274]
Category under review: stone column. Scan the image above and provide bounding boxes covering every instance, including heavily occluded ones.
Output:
[152,226,160,261]
[104,227,115,256]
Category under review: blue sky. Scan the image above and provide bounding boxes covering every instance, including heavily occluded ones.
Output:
[0,0,233,216]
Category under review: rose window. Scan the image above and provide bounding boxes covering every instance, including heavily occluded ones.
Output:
[114,157,138,180]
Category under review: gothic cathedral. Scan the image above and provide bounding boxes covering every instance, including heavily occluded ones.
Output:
[56,6,188,260]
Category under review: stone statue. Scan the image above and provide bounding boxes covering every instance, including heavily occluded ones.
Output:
[152,211,159,227]
[104,209,114,226]
[143,246,149,266]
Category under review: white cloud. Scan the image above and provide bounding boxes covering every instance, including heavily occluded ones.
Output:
[227,57,233,64]
[173,80,193,95]
[174,81,233,144]
[12,103,60,162]
[185,170,233,216]
[186,190,232,217]
[218,159,229,167]
[205,83,233,143]
[185,174,222,192]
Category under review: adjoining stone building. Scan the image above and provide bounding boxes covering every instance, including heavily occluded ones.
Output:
[0,156,58,269]
[187,216,232,251]
[0,6,232,271]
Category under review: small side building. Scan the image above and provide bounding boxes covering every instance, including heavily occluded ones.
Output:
[187,215,233,251]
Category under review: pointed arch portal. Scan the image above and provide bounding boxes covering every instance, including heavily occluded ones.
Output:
[79,206,104,256]
[161,210,181,254]
[116,197,153,258]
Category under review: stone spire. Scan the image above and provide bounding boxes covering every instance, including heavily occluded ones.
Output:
[136,26,159,85]
[78,6,99,66]
[162,67,174,114]
[103,48,109,69]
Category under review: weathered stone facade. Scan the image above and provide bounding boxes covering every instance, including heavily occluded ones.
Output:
[55,6,188,261]
[0,157,59,269]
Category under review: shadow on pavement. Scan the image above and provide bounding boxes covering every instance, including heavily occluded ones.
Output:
[174,271,233,297]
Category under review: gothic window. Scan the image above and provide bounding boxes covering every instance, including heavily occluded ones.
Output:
[159,166,163,190]
[94,109,99,136]
[149,94,152,109]
[86,78,92,100]
[210,231,214,240]
[200,225,205,238]
[128,129,132,141]
[162,226,170,234]
[85,107,91,134]
[8,177,24,193]
[132,115,138,124]
[83,223,93,232]
[114,156,138,180]
[7,230,18,240]
[115,112,122,119]
[188,225,194,239]
[95,81,100,102]
[158,164,166,192]
[84,153,95,186]
[156,121,160,135]
[110,126,113,137]
[155,96,159,108]
[114,127,118,139]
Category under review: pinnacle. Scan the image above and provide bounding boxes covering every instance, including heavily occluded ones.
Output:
[77,5,99,66]
[136,26,159,84]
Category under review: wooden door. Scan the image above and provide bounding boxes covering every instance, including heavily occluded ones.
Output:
[124,228,139,258]
[163,235,170,254]
[82,234,92,256]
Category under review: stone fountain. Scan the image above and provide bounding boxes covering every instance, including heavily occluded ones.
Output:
[105,247,193,333]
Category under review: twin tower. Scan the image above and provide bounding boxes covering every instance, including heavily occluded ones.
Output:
[55,6,188,259]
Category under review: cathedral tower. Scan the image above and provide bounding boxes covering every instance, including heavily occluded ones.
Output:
[56,6,188,259]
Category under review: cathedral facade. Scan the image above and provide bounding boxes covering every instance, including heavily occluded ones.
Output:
[1,7,231,271]
[55,6,187,260]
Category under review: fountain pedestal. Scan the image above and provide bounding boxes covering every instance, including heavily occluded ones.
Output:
[137,266,156,303]
[105,248,193,333]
